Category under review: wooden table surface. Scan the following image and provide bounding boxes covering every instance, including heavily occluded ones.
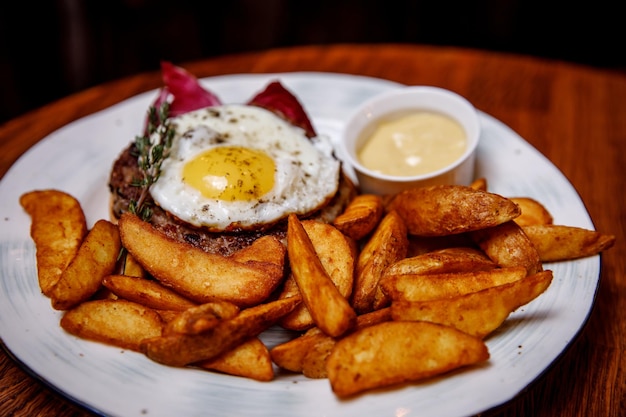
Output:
[0,44,623,417]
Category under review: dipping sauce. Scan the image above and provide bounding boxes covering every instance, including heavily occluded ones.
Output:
[357,111,467,177]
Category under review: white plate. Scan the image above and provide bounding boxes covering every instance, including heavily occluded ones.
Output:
[0,73,599,417]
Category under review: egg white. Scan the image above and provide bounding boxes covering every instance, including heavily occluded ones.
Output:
[149,104,340,230]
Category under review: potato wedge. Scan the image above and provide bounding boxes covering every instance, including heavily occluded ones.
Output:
[326,321,489,397]
[332,194,384,240]
[60,299,163,351]
[102,274,197,311]
[119,213,284,307]
[287,214,356,338]
[228,234,287,280]
[302,335,336,379]
[391,270,553,338]
[469,177,487,191]
[381,266,528,302]
[386,185,521,236]
[50,219,121,310]
[163,301,240,335]
[140,296,301,366]
[352,210,408,313]
[280,220,356,331]
[20,189,88,296]
[383,247,496,278]
[510,197,553,226]
[270,327,327,373]
[471,220,543,275]
[121,252,146,278]
[522,224,616,261]
[198,337,274,382]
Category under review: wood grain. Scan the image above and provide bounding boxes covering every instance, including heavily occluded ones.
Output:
[1,44,624,417]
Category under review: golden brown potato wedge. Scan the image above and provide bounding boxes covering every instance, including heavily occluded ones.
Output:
[198,337,274,382]
[471,220,543,275]
[50,219,121,310]
[162,301,240,336]
[140,296,301,366]
[228,234,287,280]
[332,194,384,240]
[280,220,356,331]
[287,214,356,338]
[381,266,528,302]
[469,177,488,191]
[352,210,408,313]
[383,247,496,278]
[326,321,489,397]
[302,335,336,379]
[119,213,284,307]
[102,274,197,311]
[386,185,521,237]
[270,327,327,373]
[20,189,88,297]
[60,299,163,351]
[121,252,146,278]
[510,197,554,227]
[522,224,616,262]
[391,270,553,338]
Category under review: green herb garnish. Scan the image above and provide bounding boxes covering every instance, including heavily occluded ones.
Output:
[129,102,175,221]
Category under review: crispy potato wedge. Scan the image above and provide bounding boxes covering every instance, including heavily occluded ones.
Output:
[522,224,616,262]
[140,296,301,366]
[510,197,554,227]
[332,194,384,240]
[270,327,327,373]
[386,185,521,237]
[302,335,336,379]
[119,213,284,307]
[20,189,88,296]
[471,220,543,275]
[353,210,408,313]
[228,234,287,280]
[60,299,163,351]
[326,321,489,397]
[381,266,528,302]
[102,274,197,311]
[163,301,240,336]
[287,214,356,338]
[280,220,356,331]
[391,270,553,338]
[198,337,274,382]
[121,252,146,278]
[383,247,496,278]
[469,177,488,191]
[50,219,121,310]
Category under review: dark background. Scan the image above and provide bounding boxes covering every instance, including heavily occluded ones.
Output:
[1,0,623,125]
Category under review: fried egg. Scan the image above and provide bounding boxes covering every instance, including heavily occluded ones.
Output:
[149,104,340,231]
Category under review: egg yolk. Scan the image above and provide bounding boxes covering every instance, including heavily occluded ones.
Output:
[182,146,275,201]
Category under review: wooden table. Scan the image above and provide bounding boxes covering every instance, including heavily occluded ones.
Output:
[1,44,623,417]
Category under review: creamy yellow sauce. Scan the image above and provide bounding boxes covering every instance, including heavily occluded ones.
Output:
[357,111,467,177]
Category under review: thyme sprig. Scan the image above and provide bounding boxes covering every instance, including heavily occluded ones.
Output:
[129,102,175,221]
